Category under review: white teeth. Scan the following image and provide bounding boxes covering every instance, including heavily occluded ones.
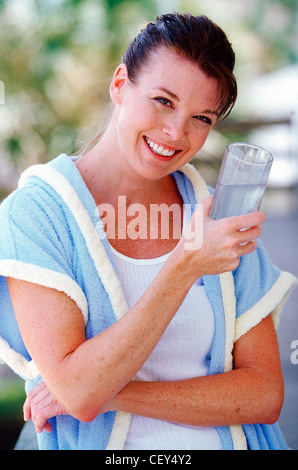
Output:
[145,137,176,157]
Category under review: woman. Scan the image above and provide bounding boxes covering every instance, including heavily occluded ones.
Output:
[0,13,296,450]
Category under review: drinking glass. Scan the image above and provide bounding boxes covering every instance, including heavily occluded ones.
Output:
[209,142,273,220]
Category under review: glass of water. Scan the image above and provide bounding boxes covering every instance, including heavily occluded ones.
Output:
[209,142,273,220]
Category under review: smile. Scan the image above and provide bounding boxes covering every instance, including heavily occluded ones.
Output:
[144,136,180,157]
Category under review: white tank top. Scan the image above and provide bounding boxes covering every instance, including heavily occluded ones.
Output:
[109,245,222,450]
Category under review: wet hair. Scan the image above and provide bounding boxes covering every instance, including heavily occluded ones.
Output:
[122,13,237,121]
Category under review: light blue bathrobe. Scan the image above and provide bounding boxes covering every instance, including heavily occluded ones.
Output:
[0,154,296,450]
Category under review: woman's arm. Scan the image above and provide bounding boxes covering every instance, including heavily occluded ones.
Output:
[107,314,284,426]
[8,200,265,423]
[24,314,283,433]
[8,265,192,423]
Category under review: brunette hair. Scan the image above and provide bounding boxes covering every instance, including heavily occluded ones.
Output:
[122,13,237,121]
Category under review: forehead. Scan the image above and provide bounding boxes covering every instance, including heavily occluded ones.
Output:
[135,46,219,109]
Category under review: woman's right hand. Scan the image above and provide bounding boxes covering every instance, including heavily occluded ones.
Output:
[174,196,265,279]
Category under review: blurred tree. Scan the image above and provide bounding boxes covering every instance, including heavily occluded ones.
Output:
[0,0,158,173]
[0,0,296,187]
[249,0,298,68]
[103,0,157,69]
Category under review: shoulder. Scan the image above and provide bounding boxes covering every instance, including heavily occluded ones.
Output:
[0,176,68,235]
[1,154,80,227]
[0,162,77,266]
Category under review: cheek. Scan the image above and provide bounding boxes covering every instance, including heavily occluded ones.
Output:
[192,128,212,152]
[118,102,156,133]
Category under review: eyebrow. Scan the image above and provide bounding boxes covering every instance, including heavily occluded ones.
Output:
[152,87,180,102]
[202,109,220,117]
[152,87,219,117]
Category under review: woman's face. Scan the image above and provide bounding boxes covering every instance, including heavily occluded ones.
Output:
[110,46,220,181]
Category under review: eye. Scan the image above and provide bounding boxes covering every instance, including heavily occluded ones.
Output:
[195,115,212,125]
[154,97,172,107]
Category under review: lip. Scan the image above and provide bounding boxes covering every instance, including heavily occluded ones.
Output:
[143,136,182,161]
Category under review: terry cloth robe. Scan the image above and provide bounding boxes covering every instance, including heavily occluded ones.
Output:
[0,154,296,450]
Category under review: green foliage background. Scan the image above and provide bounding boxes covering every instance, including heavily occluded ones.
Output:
[0,0,297,187]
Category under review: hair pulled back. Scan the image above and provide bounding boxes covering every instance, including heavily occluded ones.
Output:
[122,13,237,120]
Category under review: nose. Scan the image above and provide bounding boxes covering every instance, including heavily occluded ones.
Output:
[161,115,188,142]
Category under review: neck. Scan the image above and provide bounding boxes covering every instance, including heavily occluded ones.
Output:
[76,126,176,208]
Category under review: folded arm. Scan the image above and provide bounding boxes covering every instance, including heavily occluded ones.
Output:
[24,314,284,433]
[9,205,275,426]
[107,314,284,427]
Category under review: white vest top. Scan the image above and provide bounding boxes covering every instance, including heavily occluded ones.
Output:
[108,232,222,450]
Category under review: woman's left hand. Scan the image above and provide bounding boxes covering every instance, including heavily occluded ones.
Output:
[24,381,68,433]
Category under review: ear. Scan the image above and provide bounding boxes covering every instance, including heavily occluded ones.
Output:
[109,63,129,104]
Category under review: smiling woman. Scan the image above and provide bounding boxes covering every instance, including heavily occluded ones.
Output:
[0,13,296,451]
[102,46,221,184]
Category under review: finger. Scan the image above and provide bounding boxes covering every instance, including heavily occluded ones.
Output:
[30,383,52,409]
[28,383,53,426]
[23,396,32,422]
[32,415,44,434]
[237,224,262,244]
[24,381,48,418]
[228,211,266,230]
[43,421,52,433]
[238,240,258,257]
[201,196,213,217]
[33,401,59,433]
[23,382,46,421]
[33,409,49,434]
